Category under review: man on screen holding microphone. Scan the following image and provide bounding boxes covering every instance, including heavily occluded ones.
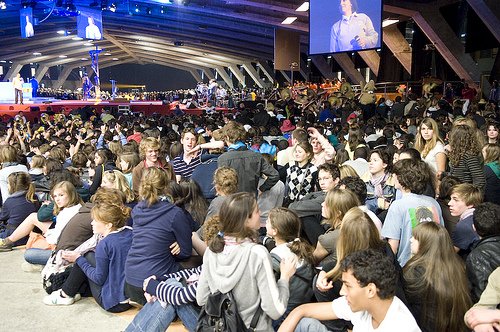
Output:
[330,0,378,53]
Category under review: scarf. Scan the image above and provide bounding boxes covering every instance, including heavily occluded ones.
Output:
[486,162,500,179]
[371,172,388,198]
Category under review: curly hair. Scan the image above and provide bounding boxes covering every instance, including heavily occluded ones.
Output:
[448,125,481,166]
[392,159,430,194]
[341,248,397,300]
[213,166,238,196]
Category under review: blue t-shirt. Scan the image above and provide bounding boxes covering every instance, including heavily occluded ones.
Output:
[381,193,444,267]
[451,210,479,258]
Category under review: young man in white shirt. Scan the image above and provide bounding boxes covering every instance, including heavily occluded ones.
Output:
[278,249,421,332]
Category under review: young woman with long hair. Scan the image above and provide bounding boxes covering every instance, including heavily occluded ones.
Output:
[484,121,499,144]
[448,125,486,190]
[313,188,360,264]
[312,207,403,332]
[196,192,297,331]
[124,167,193,305]
[44,191,133,313]
[403,222,471,332]
[414,117,446,177]
[266,207,315,327]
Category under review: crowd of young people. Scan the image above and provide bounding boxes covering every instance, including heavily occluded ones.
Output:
[0,89,498,331]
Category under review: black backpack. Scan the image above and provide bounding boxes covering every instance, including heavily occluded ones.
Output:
[196,290,262,332]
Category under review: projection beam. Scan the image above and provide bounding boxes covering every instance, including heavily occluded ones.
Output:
[382,25,412,74]
[358,50,380,77]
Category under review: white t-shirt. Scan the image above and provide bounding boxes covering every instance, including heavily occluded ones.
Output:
[45,204,82,244]
[423,141,445,173]
[332,296,421,332]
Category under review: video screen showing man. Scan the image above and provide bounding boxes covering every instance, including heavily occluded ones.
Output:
[309,0,381,55]
[77,9,103,40]
[20,8,34,38]
[330,0,379,52]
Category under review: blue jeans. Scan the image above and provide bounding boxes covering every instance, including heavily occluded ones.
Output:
[125,280,199,332]
[294,318,332,332]
[24,248,52,265]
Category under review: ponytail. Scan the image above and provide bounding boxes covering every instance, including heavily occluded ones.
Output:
[287,237,316,266]
[26,182,36,203]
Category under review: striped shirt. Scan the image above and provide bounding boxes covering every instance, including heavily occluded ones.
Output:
[171,152,202,179]
[450,154,486,190]
[146,266,201,306]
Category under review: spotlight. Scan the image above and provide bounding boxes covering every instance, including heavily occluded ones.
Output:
[109,3,116,12]
[134,5,139,13]
[0,1,6,9]
[146,7,151,15]
[160,6,164,13]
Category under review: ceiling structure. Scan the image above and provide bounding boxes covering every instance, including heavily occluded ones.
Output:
[0,0,497,88]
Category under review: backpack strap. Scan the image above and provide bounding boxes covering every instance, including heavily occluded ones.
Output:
[249,303,263,331]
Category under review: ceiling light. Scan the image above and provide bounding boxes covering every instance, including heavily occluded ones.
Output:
[57,30,66,35]
[32,52,42,56]
[104,52,111,56]
[59,55,67,58]
[109,3,116,12]
[382,19,399,28]
[84,42,93,46]
[281,17,297,25]
[72,37,83,41]
[160,6,164,13]
[0,1,6,10]
[112,58,119,61]
[81,58,87,61]
[134,5,139,12]
[146,7,151,15]
[296,2,309,12]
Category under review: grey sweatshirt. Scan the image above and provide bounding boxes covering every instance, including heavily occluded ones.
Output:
[196,242,290,331]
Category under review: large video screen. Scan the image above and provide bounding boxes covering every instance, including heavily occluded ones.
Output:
[309,0,382,55]
[20,8,34,38]
[77,8,103,40]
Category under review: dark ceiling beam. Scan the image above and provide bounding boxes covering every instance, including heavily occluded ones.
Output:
[224,0,308,17]
[385,3,481,84]
[466,0,500,43]
[104,27,274,60]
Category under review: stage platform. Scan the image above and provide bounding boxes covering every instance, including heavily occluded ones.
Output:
[0,98,229,121]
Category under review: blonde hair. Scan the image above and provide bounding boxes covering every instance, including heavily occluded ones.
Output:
[323,188,360,229]
[118,152,140,173]
[7,172,36,202]
[482,143,500,164]
[451,183,483,207]
[51,181,83,216]
[339,164,358,179]
[91,201,131,230]
[0,145,18,163]
[213,166,238,196]
[325,207,384,280]
[108,140,123,157]
[139,167,171,206]
[30,155,46,169]
[102,170,135,203]
[415,118,444,158]
[139,137,161,160]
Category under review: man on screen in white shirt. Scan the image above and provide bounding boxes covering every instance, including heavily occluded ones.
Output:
[330,0,378,53]
[85,16,102,40]
[25,16,34,37]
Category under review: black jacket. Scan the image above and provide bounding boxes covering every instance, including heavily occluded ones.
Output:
[466,235,500,303]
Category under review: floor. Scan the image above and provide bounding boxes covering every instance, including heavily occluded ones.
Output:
[0,248,187,332]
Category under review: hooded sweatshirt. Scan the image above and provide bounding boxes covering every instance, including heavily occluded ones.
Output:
[125,198,193,288]
[196,241,290,331]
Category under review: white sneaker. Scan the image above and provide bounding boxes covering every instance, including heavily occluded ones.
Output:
[21,262,43,272]
[43,290,79,306]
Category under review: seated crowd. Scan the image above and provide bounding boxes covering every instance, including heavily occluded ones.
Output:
[0,90,498,332]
